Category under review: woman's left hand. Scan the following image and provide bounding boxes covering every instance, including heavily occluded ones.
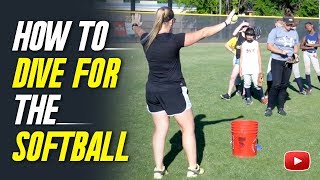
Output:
[225,9,236,25]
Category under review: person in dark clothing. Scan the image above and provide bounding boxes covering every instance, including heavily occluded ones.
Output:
[265,15,300,116]
[132,7,236,178]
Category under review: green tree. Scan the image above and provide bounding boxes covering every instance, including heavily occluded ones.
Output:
[295,0,319,17]
[253,0,282,16]
[253,0,319,17]
[178,0,256,14]
[177,0,220,14]
[177,0,319,17]
[156,0,178,3]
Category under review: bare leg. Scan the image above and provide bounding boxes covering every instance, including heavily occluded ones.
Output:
[152,111,170,170]
[174,108,197,168]
[227,64,240,95]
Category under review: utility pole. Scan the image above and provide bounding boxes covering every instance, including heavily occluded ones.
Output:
[131,0,135,11]
[168,0,172,9]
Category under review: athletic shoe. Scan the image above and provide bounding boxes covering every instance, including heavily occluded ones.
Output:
[220,93,231,100]
[278,108,287,116]
[186,164,204,178]
[236,90,242,96]
[265,108,272,116]
[299,90,307,95]
[306,88,312,95]
[261,97,268,104]
[244,98,253,105]
[154,167,168,179]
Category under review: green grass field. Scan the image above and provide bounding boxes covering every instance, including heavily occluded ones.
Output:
[117,43,320,179]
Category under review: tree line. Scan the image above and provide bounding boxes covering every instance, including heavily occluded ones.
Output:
[174,0,318,17]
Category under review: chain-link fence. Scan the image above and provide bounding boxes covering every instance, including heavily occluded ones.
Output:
[99,11,320,43]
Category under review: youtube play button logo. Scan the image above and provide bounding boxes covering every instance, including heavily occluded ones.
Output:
[284,151,311,171]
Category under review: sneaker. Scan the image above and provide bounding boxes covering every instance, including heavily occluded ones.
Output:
[236,90,242,96]
[299,90,307,95]
[220,93,231,100]
[306,88,312,95]
[244,97,253,105]
[187,164,204,178]
[154,167,168,179]
[278,108,287,116]
[265,108,272,116]
[261,97,268,104]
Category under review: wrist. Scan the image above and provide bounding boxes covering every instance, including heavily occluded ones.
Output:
[132,23,138,30]
[224,21,229,27]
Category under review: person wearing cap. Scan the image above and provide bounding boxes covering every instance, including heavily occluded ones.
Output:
[264,16,300,116]
[220,21,249,100]
[131,7,236,179]
[239,27,266,105]
[281,13,307,95]
[300,22,320,94]
[265,19,305,98]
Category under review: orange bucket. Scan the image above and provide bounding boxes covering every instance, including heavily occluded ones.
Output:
[231,120,258,158]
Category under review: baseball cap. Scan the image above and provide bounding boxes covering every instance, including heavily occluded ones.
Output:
[283,16,294,24]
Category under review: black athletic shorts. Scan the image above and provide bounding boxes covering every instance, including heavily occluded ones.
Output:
[146,83,192,116]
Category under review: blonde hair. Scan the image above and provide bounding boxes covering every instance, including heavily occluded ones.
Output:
[144,7,174,51]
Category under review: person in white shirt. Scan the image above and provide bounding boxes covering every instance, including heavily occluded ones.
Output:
[220,22,249,100]
[240,27,267,105]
